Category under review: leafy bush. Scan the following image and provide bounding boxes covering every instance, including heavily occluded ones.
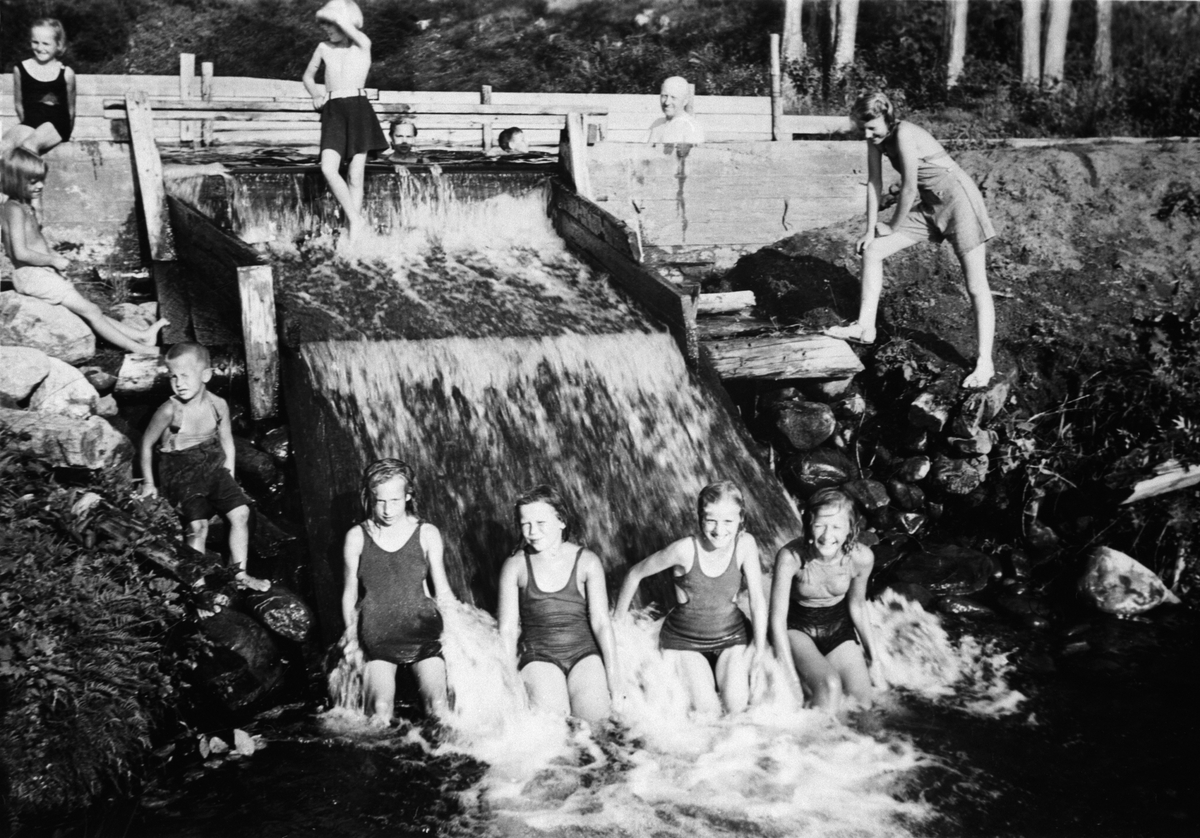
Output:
[0,437,214,819]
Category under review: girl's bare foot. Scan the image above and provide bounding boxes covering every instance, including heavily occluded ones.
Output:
[235,571,272,592]
[144,318,170,345]
[962,358,995,390]
[825,322,876,346]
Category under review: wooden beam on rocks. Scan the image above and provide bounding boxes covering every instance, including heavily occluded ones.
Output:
[1120,461,1200,506]
[125,91,175,261]
[698,290,755,316]
[237,265,280,421]
[702,333,863,380]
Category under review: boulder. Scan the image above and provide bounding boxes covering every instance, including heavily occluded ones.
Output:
[930,452,989,495]
[896,426,929,453]
[0,407,133,470]
[887,479,926,511]
[233,436,282,493]
[937,595,995,617]
[949,378,1011,437]
[1078,546,1182,616]
[196,609,284,712]
[0,290,94,363]
[773,401,836,451]
[908,372,962,432]
[0,346,51,403]
[30,357,100,418]
[947,428,997,456]
[896,511,928,534]
[242,583,313,642]
[843,478,890,510]
[780,447,858,499]
[80,365,118,395]
[894,542,994,596]
[798,377,853,401]
[111,301,160,332]
[95,394,119,417]
[895,455,931,482]
[259,425,290,463]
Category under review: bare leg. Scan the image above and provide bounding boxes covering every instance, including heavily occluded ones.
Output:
[319,148,361,234]
[788,630,843,713]
[185,518,209,555]
[566,654,611,725]
[714,645,753,714]
[827,640,874,706]
[1,125,36,157]
[107,313,170,346]
[826,233,920,344]
[412,656,450,717]
[364,659,399,722]
[664,649,722,715]
[345,153,368,240]
[958,243,996,389]
[520,661,572,716]
[227,505,269,591]
[24,123,65,156]
[59,287,158,354]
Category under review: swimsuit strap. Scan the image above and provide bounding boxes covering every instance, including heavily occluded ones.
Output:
[689,531,740,577]
[526,544,587,597]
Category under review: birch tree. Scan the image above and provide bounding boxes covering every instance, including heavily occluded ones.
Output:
[1042,0,1072,89]
[832,0,860,76]
[1021,0,1045,85]
[944,0,969,89]
[782,0,805,110]
[1094,0,1113,88]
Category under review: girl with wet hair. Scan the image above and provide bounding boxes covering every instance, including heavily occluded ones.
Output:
[341,457,455,721]
[770,488,887,713]
[615,481,768,715]
[497,484,617,725]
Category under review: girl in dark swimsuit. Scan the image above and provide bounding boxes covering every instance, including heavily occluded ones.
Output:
[341,459,456,721]
[615,482,768,715]
[7,19,76,155]
[497,485,617,725]
[770,488,888,713]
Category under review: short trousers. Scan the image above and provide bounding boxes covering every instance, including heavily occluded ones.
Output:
[893,165,996,257]
[158,438,250,524]
[319,95,388,160]
[13,265,73,306]
[787,597,860,657]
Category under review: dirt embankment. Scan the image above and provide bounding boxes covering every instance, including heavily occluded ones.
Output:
[732,142,1200,408]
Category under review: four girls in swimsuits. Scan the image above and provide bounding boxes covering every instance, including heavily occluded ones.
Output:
[498,485,618,725]
[6,18,75,156]
[615,482,768,715]
[827,91,998,390]
[770,488,888,713]
[342,459,456,721]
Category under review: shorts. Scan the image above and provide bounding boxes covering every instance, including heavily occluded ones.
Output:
[158,437,250,524]
[893,164,996,258]
[787,597,860,657]
[319,95,388,160]
[13,265,73,306]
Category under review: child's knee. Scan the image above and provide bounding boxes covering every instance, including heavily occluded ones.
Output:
[226,505,251,526]
[187,518,210,540]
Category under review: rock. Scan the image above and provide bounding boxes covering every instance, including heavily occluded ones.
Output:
[832,391,868,421]
[196,609,284,712]
[897,426,929,453]
[798,378,854,401]
[844,478,890,510]
[259,425,290,463]
[896,511,928,534]
[895,455,931,482]
[758,385,804,411]
[872,443,895,468]
[233,437,282,492]
[930,452,989,495]
[0,346,51,403]
[29,357,100,419]
[80,366,117,395]
[908,373,961,431]
[780,448,859,499]
[887,480,926,511]
[1078,546,1182,616]
[882,581,935,609]
[252,509,298,559]
[1009,548,1033,579]
[242,583,313,642]
[0,407,133,470]
[937,595,995,617]
[947,428,996,456]
[773,401,836,451]
[111,301,159,332]
[894,542,994,596]
[0,290,95,363]
[94,394,119,417]
[950,378,1011,437]
[997,594,1052,619]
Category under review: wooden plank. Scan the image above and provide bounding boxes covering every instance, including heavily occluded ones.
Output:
[125,90,175,260]
[777,114,855,135]
[698,290,756,315]
[552,184,642,261]
[238,264,280,420]
[565,113,593,199]
[702,333,863,380]
[770,33,783,141]
[1120,461,1200,505]
[696,315,778,340]
[179,54,196,143]
[103,98,608,116]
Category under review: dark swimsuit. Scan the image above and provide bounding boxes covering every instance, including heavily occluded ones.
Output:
[157,396,249,523]
[659,534,750,672]
[17,62,72,141]
[358,521,444,665]
[787,550,860,657]
[518,546,601,676]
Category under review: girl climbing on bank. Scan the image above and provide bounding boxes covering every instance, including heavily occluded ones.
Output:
[615,481,768,715]
[770,488,888,713]
[6,18,75,156]
[497,485,618,725]
[341,458,456,721]
[827,91,997,389]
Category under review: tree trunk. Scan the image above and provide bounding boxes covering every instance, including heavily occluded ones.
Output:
[944,0,969,89]
[1042,0,1072,89]
[782,0,805,111]
[1021,0,1045,85]
[833,0,859,75]
[1093,0,1113,87]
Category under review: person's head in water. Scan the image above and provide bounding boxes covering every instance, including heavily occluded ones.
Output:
[696,481,744,550]
[497,126,529,153]
[659,76,693,120]
[360,458,416,524]
[805,488,862,558]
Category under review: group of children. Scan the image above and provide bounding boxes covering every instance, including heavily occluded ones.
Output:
[345,464,887,725]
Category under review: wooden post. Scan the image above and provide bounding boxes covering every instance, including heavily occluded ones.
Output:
[125,91,175,261]
[480,84,493,104]
[770,33,783,141]
[237,264,279,421]
[480,85,493,149]
[565,112,592,200]
[179,53,196,144]
[201,61,215,146]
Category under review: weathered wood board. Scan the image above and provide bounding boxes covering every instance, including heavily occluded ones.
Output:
[702,333,864,380]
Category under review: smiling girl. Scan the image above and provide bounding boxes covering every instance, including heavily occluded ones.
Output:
[7,18,75,155]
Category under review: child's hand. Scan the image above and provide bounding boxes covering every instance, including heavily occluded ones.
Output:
[311,92,328,110]
[235,571,272,592]
[855,232,874,255]
[52,255,70,271]
[140,483,159,499]
[341,636,364,667]
[873,221,894,238]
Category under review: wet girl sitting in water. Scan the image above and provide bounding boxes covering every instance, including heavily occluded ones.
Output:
[826,91,997,389]
[341,459,456,721]
[615,481,768,715]
[497,485,618,726]
[770,488,887,713]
